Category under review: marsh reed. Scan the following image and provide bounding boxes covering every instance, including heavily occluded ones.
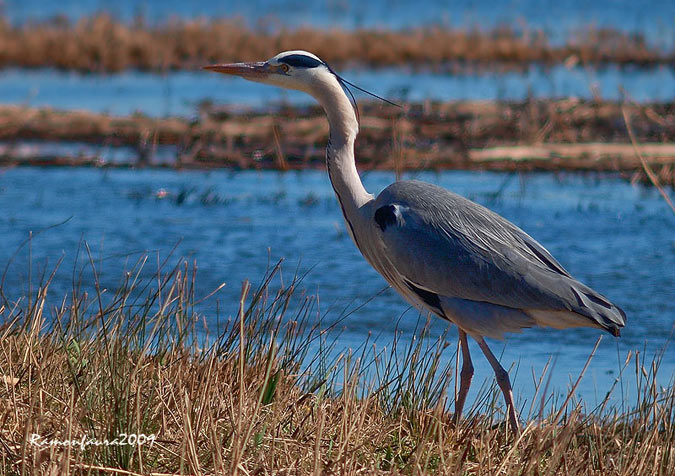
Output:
[0,250,672,475]
[0,14,671,73]
[2,100,675,187]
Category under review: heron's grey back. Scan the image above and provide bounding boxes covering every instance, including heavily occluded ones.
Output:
[373,180,626,336]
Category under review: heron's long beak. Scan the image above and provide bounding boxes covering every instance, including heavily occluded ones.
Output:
[203,62,271,80]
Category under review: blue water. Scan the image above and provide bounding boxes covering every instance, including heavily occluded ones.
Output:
[0,0,673,415]
[1,167,673,410]
[1,1,673,117]
[1,65,673,118]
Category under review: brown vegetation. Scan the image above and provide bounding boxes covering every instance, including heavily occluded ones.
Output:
[1,99,674,184]
[0,14,672,72]
[0,256,672,475]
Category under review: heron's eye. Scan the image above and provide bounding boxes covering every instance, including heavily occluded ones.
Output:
[279,64,290,73]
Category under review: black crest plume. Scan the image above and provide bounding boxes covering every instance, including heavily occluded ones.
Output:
[324,63,401,122]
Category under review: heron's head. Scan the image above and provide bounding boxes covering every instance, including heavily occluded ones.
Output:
[204,50,333,96]
[204,50,398,130]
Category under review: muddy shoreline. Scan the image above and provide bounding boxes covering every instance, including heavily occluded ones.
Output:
[1,99,674,185]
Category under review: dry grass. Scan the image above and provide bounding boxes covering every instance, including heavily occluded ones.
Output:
[0,14,671,72]
[0,248,673,475]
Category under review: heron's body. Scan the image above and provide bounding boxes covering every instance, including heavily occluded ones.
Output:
[206,50,626,431]
[367,180,624,339]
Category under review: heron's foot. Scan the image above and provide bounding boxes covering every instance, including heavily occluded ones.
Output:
[451,408,463,426]
[453,374,473,425]
[498,380,521,436]
[475,337,521,436]
[453,330,474,427]
[506,403,521,436]
[490,416,521,438]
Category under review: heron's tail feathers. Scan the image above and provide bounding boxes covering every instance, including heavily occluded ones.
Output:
[528,281,626,336]
[571,282,626,336]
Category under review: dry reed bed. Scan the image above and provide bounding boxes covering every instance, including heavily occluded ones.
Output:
[0,14,672,72]
[1,100,675,184]
[0,255,673,475]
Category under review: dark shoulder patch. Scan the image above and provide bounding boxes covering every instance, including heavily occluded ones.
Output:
[279,54,323,68]
[374,205,399,232]
[405,280,444,317]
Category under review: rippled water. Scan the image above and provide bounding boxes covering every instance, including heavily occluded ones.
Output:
[1,167,673,408]
[1,0,673,418]
[1,65,673,118]
[2,1,672,118]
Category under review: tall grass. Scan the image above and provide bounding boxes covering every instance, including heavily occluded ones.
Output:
[0,14,670,72]
[0,251,672,475]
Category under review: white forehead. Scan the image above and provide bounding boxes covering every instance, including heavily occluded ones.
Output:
[269,50,323,64]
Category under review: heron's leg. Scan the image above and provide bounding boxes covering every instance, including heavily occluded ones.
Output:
[453,329,474,424]
[476,337,520,433]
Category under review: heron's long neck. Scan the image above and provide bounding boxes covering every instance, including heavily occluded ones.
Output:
[313,79,372,216]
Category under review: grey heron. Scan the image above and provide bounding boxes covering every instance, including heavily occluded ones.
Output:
[205,51,626,431]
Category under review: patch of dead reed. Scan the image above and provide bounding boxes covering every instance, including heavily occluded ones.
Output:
[2,100,675,185]
[0,244,673,475]
[0,14,671,72]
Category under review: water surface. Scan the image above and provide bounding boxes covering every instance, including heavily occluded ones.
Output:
[1,65,672,118]
[1,167,673,410]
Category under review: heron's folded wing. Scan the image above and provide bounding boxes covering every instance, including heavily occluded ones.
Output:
[373,181,625,330]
